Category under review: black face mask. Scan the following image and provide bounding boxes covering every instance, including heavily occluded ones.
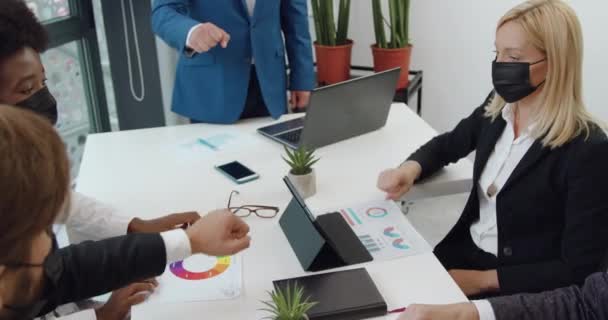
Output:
[492,58,546,103]
[15,86,58,126]
[2,234,62,319]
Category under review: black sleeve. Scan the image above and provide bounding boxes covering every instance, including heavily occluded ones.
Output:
[406,92,494,181]
[48,233,167,308]
[497,133,608,294]
[489,272,608,320]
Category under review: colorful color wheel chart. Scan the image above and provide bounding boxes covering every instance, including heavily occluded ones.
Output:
[366,207,389,218]
[170,256,231,281]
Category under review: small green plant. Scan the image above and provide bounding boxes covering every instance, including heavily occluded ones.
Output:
[260,282,318,320]
[372,0,411,49]
[311,0,351,46]
[283,146,320,176]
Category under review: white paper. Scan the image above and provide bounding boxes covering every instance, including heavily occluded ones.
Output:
[170,133,258,163]
[146,254,242,303]
[323,200,432,261]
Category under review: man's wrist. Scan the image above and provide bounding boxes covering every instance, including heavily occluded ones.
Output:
[459,302,481,320]
[127,217,143,233]
[185,23,202,50]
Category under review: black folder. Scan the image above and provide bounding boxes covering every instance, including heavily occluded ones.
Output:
[273,268,388,320]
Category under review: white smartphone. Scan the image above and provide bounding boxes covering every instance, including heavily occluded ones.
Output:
[215,161,260,184]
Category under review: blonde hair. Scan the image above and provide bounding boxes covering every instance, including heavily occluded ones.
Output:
[485,0,601,148]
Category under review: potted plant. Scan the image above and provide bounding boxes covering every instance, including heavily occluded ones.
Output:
[311,0,352,85]
[371,0,412,89]
[283,146,319,199]
[260,282,318,320]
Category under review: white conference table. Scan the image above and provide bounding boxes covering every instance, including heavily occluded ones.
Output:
[77,103,472,319]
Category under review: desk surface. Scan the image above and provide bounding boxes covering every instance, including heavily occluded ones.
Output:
[77,104,471,319]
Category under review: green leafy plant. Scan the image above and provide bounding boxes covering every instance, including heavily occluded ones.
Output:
[372,0,411,49]
[311,0,351,46]
[260,282,318,320]
[282,146,320,176]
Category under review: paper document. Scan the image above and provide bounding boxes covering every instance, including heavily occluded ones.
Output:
[145,253,243,303]
[324,200,432,261]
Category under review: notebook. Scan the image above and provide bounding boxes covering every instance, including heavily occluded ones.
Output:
[273,268,387,320]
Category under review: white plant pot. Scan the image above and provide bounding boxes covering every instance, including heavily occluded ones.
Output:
[288,169,317,199]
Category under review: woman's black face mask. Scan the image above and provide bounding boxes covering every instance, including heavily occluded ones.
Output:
[492,58,546,103]
[15,86,58,125]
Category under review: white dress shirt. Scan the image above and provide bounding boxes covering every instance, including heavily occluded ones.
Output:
[39,192,192,320]
[470,104,536,255]
[57,192,132,244]
[470,104,536,320]
[473,300,497,320]
[246,0,256,16]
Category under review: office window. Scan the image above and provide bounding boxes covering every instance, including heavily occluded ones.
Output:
[25,0,111,179]
[26,0,71,21]
[42,42,91,177]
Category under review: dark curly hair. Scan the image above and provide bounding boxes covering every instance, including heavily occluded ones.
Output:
[0,0,49,62]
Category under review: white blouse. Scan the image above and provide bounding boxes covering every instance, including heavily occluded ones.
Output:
[470,104,536,256]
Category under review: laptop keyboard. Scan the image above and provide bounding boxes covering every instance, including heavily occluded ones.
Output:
[277,129,302,144]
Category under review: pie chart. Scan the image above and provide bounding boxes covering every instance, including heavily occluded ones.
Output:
[366,207,388,218]
[170,256,232,281]
[383,227,400,238]
[392,239,410,250]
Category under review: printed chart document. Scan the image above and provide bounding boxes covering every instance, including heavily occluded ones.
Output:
[323,200,432,261]
[147,253,243,303]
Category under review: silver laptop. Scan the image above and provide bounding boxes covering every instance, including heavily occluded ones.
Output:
[257,68,401,149]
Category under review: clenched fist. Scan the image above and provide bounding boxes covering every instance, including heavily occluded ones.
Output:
[187,22,231,53]
[186,209,251,256]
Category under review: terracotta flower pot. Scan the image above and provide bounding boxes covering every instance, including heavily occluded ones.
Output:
[314,40,353,86]
[371,44,413,89]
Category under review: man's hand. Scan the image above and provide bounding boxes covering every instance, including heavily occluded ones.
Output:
[289,91,311,111]
[128,212,201,234]
[448,270,499,297]
[95,279,158,320]
[187,22,231,53]
[397,303,480,320]
[186,209,251,256]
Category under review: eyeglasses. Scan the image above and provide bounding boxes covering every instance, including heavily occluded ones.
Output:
[227,190,279,218]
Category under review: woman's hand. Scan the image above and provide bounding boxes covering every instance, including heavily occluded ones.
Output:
[377,161,422,200]
[397,303,480,320]
[95,279,158,320]
[448,270,499,297]
[128,212,201,233]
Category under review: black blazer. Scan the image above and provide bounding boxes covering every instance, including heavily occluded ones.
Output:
[408,93,608,295]
[39,233,167,316]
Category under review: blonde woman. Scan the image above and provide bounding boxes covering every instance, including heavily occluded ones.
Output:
[378,0,608,303]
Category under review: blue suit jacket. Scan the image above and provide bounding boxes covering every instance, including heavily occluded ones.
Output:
[152,0,315,123]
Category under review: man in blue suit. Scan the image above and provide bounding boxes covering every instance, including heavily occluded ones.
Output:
[152,0,315,124]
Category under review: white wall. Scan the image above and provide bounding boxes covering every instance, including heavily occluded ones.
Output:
[342,1,608,133]
[157,1,608,129]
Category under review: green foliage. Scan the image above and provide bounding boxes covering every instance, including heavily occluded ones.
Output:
[372,0,411,49]
[260,282,318,320]
[312,0,351,46]
[282,146,320,176]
